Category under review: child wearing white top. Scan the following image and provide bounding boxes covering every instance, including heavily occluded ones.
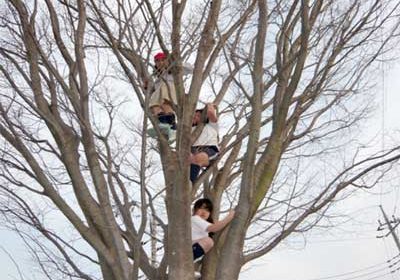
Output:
[190,104,220,182]
[191,198,235,261]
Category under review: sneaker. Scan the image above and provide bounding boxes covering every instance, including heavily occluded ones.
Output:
[147,123,171,139]
[168,128,176,143]
[194,271,201,279]
[193,255,203,263]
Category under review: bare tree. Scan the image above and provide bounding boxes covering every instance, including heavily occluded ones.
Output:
[0,0,400,280]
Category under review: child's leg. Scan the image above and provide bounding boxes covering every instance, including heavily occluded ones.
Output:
[159,81,177,112]
[161,101,174,115]
[192,242,205,261]
[190,147,214,182]
[150,105,163,116]
[158,112,176,126]
[197,237,214,253]
[149,105,175,129]
[150,101,175,116]
[191,152,210,168]
[190,164,201,182]
[160,100,176,130]
[192,237,214,260]
[192,237,213,280]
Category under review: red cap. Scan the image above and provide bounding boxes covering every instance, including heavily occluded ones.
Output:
[154,52,167,61]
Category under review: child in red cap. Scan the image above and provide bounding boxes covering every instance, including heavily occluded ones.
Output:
[147,52,192,141]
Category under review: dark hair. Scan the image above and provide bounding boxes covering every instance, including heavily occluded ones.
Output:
[193,198,214,237]
[193,198,214,223]
[193,108,209,125]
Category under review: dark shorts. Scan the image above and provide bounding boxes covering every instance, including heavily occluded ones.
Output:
[192,242,205,260]
[191,146,219,161]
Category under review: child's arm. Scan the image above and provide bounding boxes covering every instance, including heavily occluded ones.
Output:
[206,103,218,123]
[207,210,235,233]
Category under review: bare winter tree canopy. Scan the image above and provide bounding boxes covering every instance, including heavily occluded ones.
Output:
[1,0,400,279]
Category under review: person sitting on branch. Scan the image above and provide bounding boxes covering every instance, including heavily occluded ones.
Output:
[146,52,192,140]
[190,103,219,182]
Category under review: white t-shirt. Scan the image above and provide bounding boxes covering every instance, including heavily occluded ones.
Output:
[192,122,219,147]
[191,215,211,242]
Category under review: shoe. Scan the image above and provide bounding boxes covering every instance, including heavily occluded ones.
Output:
[168,128,176,143]
[147,123,171,139]
[194,271,201,279]
[193,255,203,263]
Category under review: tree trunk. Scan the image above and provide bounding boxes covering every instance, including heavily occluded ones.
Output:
[215,218,247,280]
[161,144,194,279]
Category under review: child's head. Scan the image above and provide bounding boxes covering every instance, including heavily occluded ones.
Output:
[154,52,169,74]
[193,198,213,221]
[192,108,210,126]
[154,52,167,61]
[192,109,203,126]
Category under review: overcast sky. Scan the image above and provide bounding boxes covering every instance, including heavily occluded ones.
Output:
[240,62,400,280]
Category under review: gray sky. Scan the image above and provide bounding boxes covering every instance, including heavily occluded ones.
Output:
[240,62,400,280]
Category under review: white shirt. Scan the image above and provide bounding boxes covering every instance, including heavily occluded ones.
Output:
[192,122,219,147]
[154,62,193,86]
[191,215,211,242]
